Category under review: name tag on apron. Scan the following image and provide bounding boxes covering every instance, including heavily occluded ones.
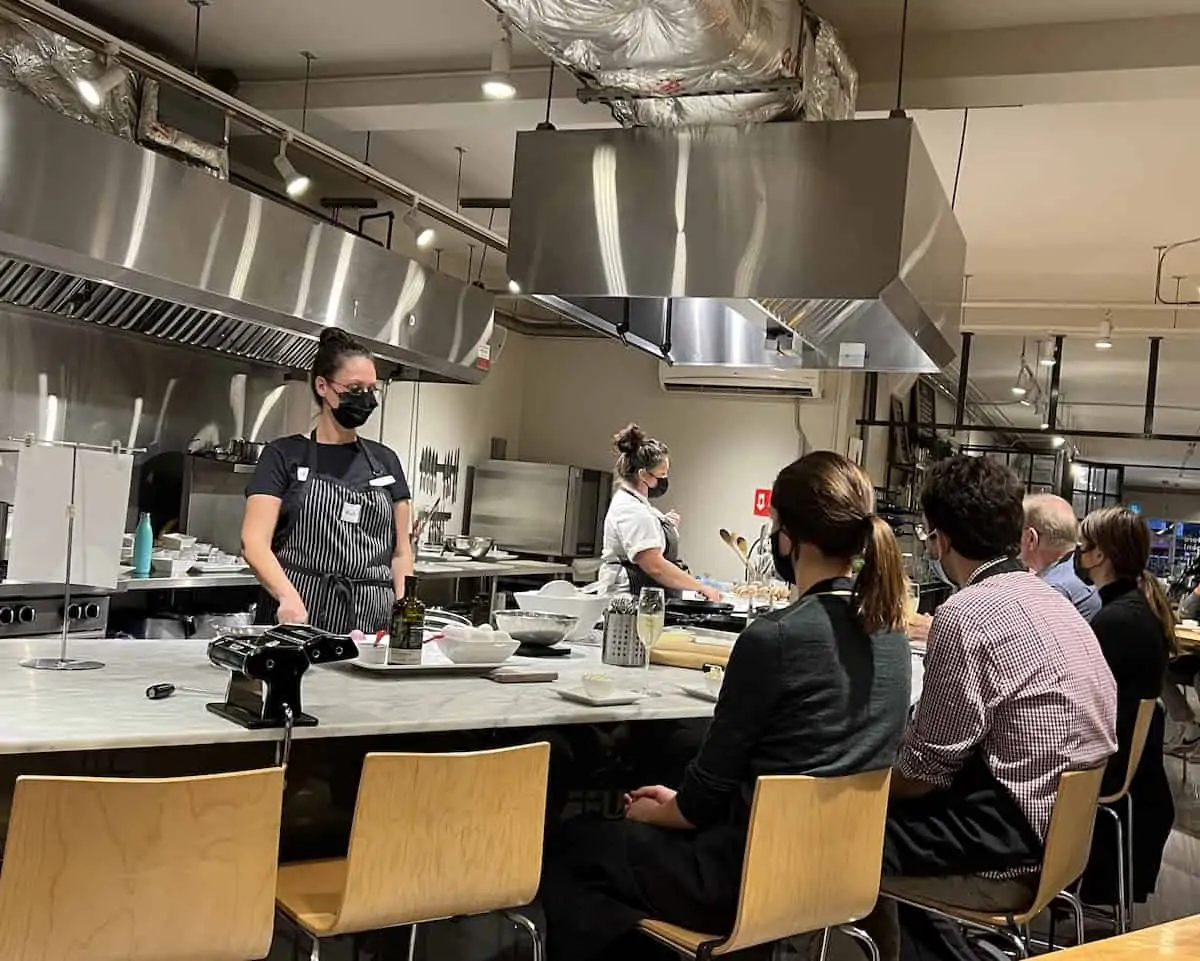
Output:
[297,467,310,481]
[369,475,395,487]
[340,502,363,524]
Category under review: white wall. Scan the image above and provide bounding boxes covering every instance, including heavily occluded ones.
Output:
[379,330,528,532]
[515,338,863,582]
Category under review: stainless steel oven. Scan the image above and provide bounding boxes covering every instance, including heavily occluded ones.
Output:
[467,461,611,557]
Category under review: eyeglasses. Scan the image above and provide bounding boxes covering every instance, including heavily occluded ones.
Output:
[331,381,378,398]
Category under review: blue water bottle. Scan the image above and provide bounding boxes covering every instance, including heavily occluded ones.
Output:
[133,512,154,576]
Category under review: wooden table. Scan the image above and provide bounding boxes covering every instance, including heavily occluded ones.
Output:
[1058,916,1200,958]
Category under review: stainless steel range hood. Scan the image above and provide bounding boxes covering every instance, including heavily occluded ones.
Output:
[509,118,966,373]
[0,89,495,382]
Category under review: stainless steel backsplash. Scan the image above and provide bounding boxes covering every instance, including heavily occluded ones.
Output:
[0,309,300,507]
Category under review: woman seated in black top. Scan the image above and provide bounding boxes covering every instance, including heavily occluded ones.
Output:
[1075,506,1175,908]
[540,451,913,961]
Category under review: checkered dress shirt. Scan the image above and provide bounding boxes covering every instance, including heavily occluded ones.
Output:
[898,562,1118,841]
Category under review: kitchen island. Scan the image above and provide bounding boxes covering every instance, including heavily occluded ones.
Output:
[0,638,710,755]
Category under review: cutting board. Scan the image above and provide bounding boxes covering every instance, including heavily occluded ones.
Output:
[1176,626,1200,655]
[650,631,733,671]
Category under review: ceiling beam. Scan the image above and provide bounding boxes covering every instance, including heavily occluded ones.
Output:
[854,13,1200,110]
[237,13,1200,127]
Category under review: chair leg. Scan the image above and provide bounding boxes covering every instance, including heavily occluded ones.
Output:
[816,927,832,961]
[1124,795,1137,930]
[1059,887,1086,948]
[1099,804,1127,934]
[504,909,545,961]
[407,922,419,961]
[838,924,879,961]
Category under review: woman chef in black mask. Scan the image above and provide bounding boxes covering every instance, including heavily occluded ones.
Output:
[242,327,413,633]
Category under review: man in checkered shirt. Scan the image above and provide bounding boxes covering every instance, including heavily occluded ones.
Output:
[865,455,1117,961]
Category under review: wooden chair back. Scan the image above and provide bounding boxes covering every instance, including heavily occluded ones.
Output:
[329,742,549,935]
[1100,699,1157,805]
[1023,765,1107,922]
[0,768,284,961]
[716,768,892,955]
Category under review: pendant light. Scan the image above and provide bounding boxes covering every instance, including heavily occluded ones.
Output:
[482,16,516,100]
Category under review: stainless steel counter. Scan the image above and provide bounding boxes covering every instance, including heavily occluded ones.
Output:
[114,558,571,592]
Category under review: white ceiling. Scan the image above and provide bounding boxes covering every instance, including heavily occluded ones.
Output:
[56,0,1200,483]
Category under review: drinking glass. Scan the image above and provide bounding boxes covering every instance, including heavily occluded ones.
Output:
[636,587,666,697]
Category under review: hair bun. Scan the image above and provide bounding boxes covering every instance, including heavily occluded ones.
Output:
[613,423,646,456]
[319,326,357,350]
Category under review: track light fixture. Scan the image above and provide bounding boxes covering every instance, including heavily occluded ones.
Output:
[1095,312,1114,350]
[482,16,516,100]
[507,279,522,294]
[77,46,124,111]
[403,200,435,249]
[273,136,310,198]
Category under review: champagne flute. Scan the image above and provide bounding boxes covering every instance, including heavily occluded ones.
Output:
[636,587,666,697]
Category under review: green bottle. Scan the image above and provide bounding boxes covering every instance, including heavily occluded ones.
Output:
[388,576,425,665]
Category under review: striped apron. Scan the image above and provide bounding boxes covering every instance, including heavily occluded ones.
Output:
[257,434,396,634]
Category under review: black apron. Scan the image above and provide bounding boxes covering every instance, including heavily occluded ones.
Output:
[255,434,396,634]
[611,488,685,600]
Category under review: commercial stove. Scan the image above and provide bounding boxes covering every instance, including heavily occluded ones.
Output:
[0,581,109,639]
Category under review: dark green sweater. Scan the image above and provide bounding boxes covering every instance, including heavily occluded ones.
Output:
[675,577,912,829]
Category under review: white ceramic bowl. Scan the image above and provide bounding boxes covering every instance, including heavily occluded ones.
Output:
[436,634,519,664]
[581,672,617,699]
[357,643,388,665]
[514,584,608,640]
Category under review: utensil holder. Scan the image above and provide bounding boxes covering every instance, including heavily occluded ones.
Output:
[602,595,644,667]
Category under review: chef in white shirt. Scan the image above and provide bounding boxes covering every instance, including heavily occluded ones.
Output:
[597,424,722,602]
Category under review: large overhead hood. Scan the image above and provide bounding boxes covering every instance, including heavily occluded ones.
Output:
[0,89,495,382]
[509,118,966,373]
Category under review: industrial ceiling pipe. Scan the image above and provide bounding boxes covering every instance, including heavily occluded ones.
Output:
[0,0,509,256]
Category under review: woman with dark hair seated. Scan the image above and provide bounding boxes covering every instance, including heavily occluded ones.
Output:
[539,451,913,961]
[1075,507,1175,911]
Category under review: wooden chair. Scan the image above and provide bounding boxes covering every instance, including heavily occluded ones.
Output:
[1094,698,1158,935]
[275,743,549,959]
[638,768,893,961]
[883,765,1107,959]
[0,768,285,961]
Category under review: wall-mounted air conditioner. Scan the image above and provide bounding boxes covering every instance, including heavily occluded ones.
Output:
[658,364,823,399]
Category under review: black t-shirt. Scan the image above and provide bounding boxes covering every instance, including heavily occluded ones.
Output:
[246,435,411,504]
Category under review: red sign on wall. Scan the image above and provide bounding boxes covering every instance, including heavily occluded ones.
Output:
[753,488,772,517]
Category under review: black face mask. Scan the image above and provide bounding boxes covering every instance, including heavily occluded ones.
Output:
[771,529,795,585]
[1073,549,1094,586]
[330,390,378,430]
[647,475,669,499]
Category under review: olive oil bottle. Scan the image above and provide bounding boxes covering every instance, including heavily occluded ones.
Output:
[388,576,425,665]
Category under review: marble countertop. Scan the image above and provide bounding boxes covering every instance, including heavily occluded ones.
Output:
[0,638,713,756]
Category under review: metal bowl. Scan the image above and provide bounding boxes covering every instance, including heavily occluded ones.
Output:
[492,610,578,647]
[446,535,495,561]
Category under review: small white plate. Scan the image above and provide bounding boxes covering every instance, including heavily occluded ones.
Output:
[190,562,249,574]
[555,686,643,707]
[680,684,720,703]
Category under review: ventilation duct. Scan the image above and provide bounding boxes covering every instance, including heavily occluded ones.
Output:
[489,0,855,126]
[0,88,495,382]
[510,119,966,373]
